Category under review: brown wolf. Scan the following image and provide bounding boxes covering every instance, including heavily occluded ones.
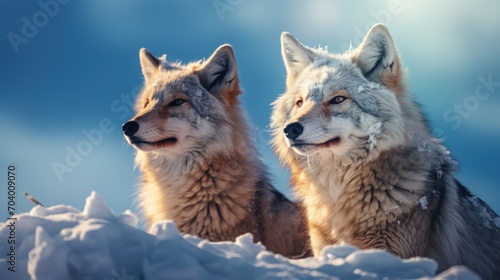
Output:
[123,45,309,258]
[271,23,500,278]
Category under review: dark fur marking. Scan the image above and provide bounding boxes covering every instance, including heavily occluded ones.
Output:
[252,180,266,243]
[427,165,447,234]
[340,164,351,184]
[214,201,224,222]
[369,185,375,206]
[384,189,397,205]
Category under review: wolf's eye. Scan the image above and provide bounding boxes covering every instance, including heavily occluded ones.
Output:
[169,98,186,107]
[329,96,347,105]
[296,100,303,107]
[144,100,150,108]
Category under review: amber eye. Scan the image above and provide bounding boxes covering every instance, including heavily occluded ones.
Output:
[144,100,150,108]
[329,96,347,105]
[296,100,303,107]
[169,98,186,107]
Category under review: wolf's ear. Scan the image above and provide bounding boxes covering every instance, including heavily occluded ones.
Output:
[351,24,404,94]
[281,32,313,87]
[139,48,161,84]
[198,44,239,104]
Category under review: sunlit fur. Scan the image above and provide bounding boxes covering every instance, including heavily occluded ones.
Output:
[124,45,309,258]
[271,23,500,278]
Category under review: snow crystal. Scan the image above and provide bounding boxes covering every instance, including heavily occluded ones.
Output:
[314,44,328,52]
[158,54,167,63]
[367,122,382,150]
[418,196,429,210]
[359,83,380,94]
[0,192,481,280]
[437,168,443,179]
[495,217,500,228]
[368,82,380,89]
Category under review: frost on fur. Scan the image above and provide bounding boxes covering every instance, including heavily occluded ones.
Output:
[468,196,500,229]
[368,82,380,89]
[358,82,380,94]
[158,54,167,65]
[436,168,443,179]
[418,196,429,210]
[309,84,324,91]
[367,122,382,150]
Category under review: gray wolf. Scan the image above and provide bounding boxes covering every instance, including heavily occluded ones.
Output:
[122,45,309,258]
[270,23,500,278]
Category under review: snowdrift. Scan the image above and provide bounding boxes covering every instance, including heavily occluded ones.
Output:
[0,192,479,279]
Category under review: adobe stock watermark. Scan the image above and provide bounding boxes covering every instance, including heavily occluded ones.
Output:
[7,0,70,54]
[433,74,499,141]
[213,0,244,21]
[51,86,140,182]
[339,0,403,51]
[51,119,115,182]
[105,267,136,280]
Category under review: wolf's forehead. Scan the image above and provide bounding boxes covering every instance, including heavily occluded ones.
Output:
[169,76,202,94]
[300,62,361,101]
[150,75,204,99]
[299,70,328,101]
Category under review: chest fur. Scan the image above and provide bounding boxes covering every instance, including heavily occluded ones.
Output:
[298,154,431,245]
[139,154,257,240]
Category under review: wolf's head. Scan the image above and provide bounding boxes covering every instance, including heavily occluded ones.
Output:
[272,24,429,166]
[123,45,246,158]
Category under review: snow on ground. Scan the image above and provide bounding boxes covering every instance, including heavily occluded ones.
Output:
[0,192,479,280]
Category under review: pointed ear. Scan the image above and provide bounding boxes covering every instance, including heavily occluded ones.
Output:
[351,24,404,94]
[197,44,239,103]
[281,32,314,87]
[139,48,161,84]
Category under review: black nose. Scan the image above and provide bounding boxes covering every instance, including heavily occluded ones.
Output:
[122,121,139,137]
[284,122,303,140]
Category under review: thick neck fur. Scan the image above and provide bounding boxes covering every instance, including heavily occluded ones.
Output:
[295,139,449,200]
[136,103,263,241]
[291,132,455,255]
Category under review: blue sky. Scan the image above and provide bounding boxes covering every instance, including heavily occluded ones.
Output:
[1,0,499,222]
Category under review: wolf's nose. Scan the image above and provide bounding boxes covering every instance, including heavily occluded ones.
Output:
[284,122,303,140]
[122,121,139,137]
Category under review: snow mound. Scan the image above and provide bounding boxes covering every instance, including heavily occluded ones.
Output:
[0,192,479,280]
